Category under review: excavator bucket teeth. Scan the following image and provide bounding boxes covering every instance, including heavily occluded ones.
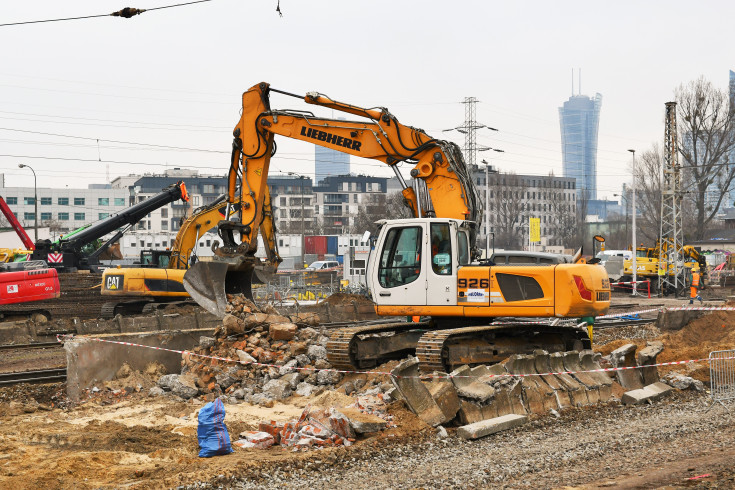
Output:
[183,262,231,318]
[183,261,256,317]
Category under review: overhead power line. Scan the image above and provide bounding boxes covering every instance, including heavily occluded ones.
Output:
[0,1,213,27]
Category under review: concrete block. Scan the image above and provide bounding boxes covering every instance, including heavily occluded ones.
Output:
[580,350,613,402]
[427,379,460,422]
[457,399,485,425]
[561,351,599,405]
[450,365,496,403]
[548,352,586,406]
[655,309,706,331]
[339,407,388,434]
[533,351,571,409]
[65,327,215,402]
[637,341,665,385]
[457,414,528,440]
[621,382,674,405]
[609,344,644,390]
[390,357,447,426]
[505,354,557,413]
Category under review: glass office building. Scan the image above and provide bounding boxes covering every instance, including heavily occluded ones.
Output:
[315,146,350,185]
[559,93,603,200]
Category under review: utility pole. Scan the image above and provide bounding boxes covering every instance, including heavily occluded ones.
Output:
[659,101,683,296]
[629,150,637,296]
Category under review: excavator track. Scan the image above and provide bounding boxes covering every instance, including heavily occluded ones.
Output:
[326,322,432,371]
[416,324,592,373]
[327,321,591,373]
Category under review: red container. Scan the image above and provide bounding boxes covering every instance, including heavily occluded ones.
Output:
[305,236,328,256]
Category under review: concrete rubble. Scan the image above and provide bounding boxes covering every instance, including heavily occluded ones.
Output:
[153,294,367,404]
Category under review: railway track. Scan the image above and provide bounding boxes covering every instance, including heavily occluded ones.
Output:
[0,368,66,386]
[0,342,63,351]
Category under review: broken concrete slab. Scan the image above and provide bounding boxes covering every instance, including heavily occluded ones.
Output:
[457,414,528,440]
[338,407,388,434]
[450,365,496,403]
[533,351,571,409]
[548,352,588,407]
[426,378,460,422]
[457,399,485,425]
[580,350,613,402]
[609,344,644,390]
[505,354,557,413]
[621,382,674,405]
[637,341,665,385]
[562,351,600,404]
[655,309,706,331]
[390,357,447,426]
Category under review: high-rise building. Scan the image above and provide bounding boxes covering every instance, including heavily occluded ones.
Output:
[315,145,350,185]
[314,118,350,184]
[559,93,602,200]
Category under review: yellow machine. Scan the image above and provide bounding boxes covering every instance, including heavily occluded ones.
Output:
[99,196,241,316]
[183,82,610,372]
[622,242,705,293]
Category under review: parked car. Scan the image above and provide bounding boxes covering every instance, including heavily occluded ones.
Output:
[306,260,340,271]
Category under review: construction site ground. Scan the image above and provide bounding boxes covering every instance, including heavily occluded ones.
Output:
[1,289,734,489]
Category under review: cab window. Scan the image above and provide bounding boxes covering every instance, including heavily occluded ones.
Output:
[430,223,452,275]
[457,231,470,266]
[378,226,422,288]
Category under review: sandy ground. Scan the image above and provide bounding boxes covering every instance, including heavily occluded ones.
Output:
[0,289,734,488]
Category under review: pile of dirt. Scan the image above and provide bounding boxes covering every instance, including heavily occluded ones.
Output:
[595,311,735,383]
[657,311,735,381]
[321,292,374,307]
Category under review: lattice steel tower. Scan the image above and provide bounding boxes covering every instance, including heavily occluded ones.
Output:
[458,97,486,166]
[659,101,684,295]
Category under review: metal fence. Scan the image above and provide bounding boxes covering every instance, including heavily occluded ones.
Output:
[707,349,735,411]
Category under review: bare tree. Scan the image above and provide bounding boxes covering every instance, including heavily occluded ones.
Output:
[632,144,664,244]
[350,192,413,236]
[487,173,527,249]
[676,76,735,240]
[548,191,577,247]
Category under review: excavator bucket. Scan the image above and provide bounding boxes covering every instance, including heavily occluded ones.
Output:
[183,261,254,318]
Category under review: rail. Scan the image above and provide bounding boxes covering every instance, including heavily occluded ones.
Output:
[0,368,66,386]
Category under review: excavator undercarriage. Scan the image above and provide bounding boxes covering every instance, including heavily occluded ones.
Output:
[326,320,591,373]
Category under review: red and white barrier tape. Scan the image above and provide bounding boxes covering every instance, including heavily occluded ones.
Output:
[56,334,733,380]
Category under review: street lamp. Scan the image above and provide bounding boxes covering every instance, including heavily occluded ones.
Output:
[287,172,307,268]
[628,149,637,296]
[18,163,38,241]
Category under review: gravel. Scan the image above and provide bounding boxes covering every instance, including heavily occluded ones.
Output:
[230,392,734,489]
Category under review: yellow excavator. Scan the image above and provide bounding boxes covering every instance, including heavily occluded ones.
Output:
[99,196,241,317]
[622,241,706,294]
[183,82,611,372]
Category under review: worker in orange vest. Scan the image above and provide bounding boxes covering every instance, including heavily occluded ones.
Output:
[689,269,703,305]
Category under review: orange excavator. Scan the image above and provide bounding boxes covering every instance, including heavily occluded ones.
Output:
[183,82,611,372]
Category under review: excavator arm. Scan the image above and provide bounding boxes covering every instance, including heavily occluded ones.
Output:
[185,82,480,316]
[225,82,480,249]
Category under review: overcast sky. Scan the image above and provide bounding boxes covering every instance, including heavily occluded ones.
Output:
[1,0,733,201]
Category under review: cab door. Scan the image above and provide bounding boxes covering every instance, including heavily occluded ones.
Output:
[371,223,427,307]
[426,222,458,306]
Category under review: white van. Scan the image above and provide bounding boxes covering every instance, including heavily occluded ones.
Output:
[595,250,632,266]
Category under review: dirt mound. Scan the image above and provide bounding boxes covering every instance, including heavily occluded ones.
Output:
[321,293,374,307]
